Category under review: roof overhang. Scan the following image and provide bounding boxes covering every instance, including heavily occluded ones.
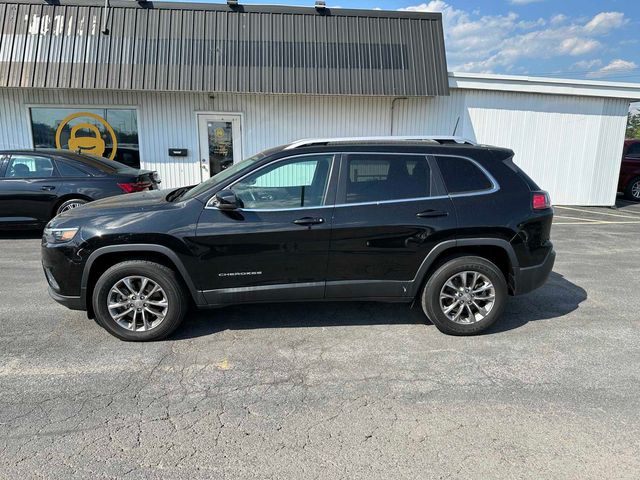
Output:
[0,0,450,96]
[449,72,640,101]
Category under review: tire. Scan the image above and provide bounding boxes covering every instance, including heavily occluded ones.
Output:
[421,256,507,336]
[56,198,88,216]
[92,260,188,341]
[624,176,640,202]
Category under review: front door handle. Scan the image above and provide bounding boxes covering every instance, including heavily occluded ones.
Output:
[416,209,449,218]
[41,185,56,191]
[293,217,325,226]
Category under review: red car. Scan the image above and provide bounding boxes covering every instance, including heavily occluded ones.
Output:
[619,139,640,201]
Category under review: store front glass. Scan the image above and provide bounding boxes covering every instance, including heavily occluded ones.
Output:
[29,108,141,169]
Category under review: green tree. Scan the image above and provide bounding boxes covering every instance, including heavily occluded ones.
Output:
[627,112,640,140]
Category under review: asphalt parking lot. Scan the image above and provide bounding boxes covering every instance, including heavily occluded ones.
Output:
[1,200,639,479]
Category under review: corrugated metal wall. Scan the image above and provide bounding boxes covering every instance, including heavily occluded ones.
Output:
[458,90,628,205]
[0,1,449,96]
[0,87,630,205]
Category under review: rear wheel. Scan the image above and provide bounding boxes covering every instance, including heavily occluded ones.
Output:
[421,256,507,335]
[56,198,88,215]
[92,260,188,341]
[624,176,640,201]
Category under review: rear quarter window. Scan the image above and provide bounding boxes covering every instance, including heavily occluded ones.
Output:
[55,159,92,177]
[435,156,493,194]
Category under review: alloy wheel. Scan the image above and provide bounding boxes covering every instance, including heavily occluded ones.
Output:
[632,180,640,200]
[439,271,496,324]
[107,276,168,331]
[59,201,85,213]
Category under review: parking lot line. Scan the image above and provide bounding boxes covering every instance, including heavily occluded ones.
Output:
[553,214,640,225]
[555,205,640,219]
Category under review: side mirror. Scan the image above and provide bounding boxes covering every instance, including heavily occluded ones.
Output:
[213,189,239,210]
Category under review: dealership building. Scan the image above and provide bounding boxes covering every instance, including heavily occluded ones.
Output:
[1,0,640,205]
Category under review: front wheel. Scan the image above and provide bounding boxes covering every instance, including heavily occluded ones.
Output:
[421,256,507,335]
[92,260,188,341]
[624,176,640,201]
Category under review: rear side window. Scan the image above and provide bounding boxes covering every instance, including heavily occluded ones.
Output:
[56,160,92,177]
[345,154,431,204]
[435,156,493,194]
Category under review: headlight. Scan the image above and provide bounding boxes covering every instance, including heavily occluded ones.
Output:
[43,227,79,244]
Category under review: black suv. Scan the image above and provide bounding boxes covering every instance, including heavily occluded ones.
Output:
[42,137,555,341]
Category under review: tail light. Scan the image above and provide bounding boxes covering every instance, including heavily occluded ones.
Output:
[532,191,551,210]
[117,182,152,193]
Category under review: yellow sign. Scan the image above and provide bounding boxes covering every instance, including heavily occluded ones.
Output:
[214,127,225,139]
[55,111,118,160]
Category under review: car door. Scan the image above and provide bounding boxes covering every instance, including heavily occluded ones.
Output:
[325,152,457,299]
[0,154,61,225]
[194,153,338,305]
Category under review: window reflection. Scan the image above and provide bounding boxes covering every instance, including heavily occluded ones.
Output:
[29,107,141,169]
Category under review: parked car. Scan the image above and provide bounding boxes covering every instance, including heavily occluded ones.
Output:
[0,149,160,228]
[619,139,640,201]
[42,136,555,341]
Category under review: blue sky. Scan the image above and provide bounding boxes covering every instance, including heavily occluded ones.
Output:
[167,0,639,83]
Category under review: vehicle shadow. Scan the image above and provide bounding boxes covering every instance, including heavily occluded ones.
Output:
[0,229,43,240]
[172,271,586,340]
[485,271,587,334]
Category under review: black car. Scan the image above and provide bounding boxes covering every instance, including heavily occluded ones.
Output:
[42,136,555,341]
[0,149,160,228]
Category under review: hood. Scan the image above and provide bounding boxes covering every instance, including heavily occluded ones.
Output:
[47,189,172,229]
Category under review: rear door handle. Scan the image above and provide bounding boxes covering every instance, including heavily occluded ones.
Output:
[293,217,325,226]
[416,209,449,218]
[41,185,56,191]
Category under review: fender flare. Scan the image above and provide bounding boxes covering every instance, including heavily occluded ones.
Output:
[81,244,205,306]
[409,238,519,296]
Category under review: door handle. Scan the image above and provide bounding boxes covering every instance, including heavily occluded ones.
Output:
[293,217,325,226]
[416,209,449,218]
[41,185,56,191]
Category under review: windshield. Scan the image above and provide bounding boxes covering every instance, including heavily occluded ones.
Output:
[181,149,276,201]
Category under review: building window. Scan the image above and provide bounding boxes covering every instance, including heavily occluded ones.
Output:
[29,108,141,169]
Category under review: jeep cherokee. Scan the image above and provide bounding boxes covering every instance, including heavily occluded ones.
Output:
[42,136,555,341]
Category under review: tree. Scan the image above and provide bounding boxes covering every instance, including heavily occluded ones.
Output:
[627,112,640,140]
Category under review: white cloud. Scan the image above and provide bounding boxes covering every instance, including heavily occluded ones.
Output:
[508,0,544,4]
[584,12,627,35]
[401,2,628,74]
[587,59,638,78]
[549,14,566,26]
[571,59,602,71]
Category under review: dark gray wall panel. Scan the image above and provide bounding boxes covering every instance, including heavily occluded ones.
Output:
[0,0,450,96]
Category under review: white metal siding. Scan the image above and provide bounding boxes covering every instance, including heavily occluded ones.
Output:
[457,89,629,205]
[0,86,631,205]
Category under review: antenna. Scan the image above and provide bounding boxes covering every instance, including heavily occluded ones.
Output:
[452,116,460,136]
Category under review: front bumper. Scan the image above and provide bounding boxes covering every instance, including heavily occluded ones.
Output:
[513,248,556,295]
[48,286,85,311]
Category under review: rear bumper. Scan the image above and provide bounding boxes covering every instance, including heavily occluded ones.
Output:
[513,249,555,295]
[48,286,85,311]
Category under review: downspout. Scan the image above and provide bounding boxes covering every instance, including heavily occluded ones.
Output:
[390,97,407,136]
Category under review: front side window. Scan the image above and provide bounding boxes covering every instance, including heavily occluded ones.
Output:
[5,155,55,178]
[231,155,333,209]
[345,154,431,204]
[29,107,140,168]
[435,156,494,194]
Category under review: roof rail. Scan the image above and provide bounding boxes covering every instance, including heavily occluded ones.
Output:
[284,135,476,150]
